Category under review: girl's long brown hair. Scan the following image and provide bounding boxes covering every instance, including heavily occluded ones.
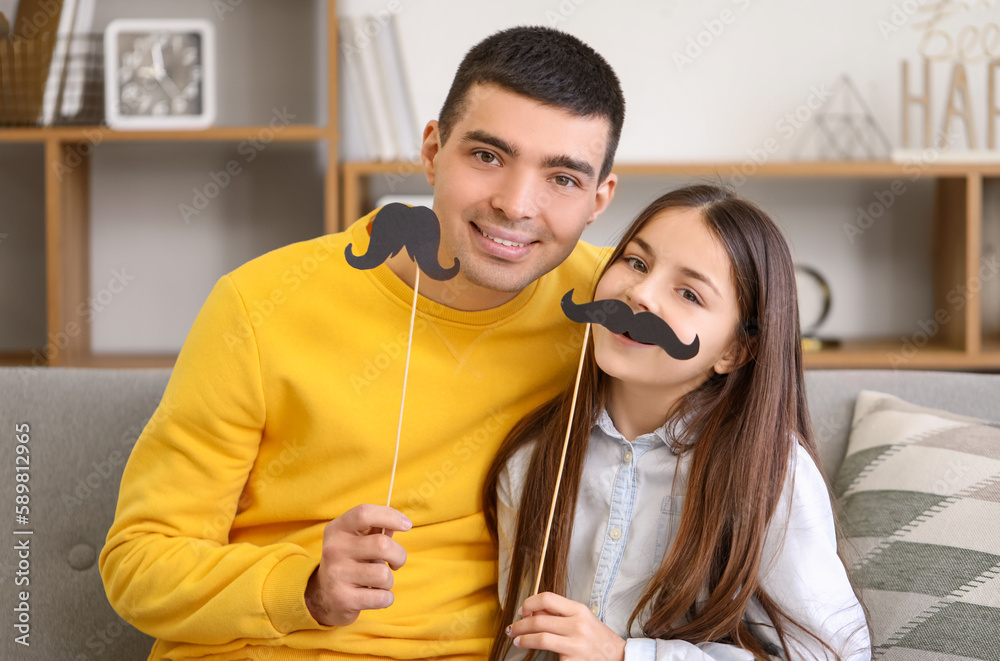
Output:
[483,185,857,660]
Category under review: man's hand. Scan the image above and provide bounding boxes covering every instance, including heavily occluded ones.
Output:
[305,504,411,626]
[507,592,626,661]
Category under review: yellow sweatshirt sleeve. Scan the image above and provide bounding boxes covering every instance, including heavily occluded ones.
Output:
[99,275,330,644]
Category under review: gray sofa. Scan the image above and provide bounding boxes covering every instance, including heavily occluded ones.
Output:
[0,367,997,659]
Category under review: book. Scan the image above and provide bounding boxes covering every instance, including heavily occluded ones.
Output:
[372,14,421,160]
[59,0,93,118]
[347,15,396,161]
[38,0,75,125]
[338,16,380,161]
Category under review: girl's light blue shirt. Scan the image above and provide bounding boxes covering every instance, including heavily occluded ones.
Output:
[497,409,870,660]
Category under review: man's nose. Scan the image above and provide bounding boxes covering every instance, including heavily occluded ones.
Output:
[491,170,542,220]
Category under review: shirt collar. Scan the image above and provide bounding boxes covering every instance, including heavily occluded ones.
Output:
[596,407,681,452]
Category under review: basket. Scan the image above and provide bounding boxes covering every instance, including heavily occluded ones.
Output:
[0,31,105,127]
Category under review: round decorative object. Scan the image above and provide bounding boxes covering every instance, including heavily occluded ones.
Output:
[104,18,216,130]
[795,264,831,338]
[67,543,96,571]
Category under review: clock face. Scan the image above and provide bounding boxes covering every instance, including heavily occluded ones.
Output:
[104,19,215,130]
[116,31,203,118]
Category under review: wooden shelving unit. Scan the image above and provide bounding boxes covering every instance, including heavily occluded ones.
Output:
[0,0,339,368]
[342,160,1000,371]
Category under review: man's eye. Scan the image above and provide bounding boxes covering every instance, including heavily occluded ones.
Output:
[553,175,577,188]
[475,151,497,164]
[623,256,647,273]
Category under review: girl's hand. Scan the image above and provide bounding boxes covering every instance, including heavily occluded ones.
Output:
[506,592,626,661]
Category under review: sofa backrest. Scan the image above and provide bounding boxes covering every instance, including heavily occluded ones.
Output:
[0,366,997,658]
[0,367,170,659]
[805,369,1000,477]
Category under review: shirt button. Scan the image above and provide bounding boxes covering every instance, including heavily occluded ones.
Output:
[590,604,600,616]
[609,526,622,540]
[623,450,633,463]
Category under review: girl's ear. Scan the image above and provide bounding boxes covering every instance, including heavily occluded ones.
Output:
[713,329,757,376]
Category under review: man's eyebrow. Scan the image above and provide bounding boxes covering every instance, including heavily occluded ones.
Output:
[461,130,518,158]
[461,129,596,181]
[633,236,723,298]
[543,155,595,180]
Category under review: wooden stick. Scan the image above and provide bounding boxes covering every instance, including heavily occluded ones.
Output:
[532,322,590,595]
[387,267,420,508]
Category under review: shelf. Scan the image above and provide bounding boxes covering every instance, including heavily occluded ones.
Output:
[340,159,999,372]
[0,125,336,143]
[802,341,977,370]
[0,0,341,368]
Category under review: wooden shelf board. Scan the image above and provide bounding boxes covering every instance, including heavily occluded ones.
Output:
[802,338,985,370]
[73,354,178,369]
[0,351,44,367]
[0,125,334,144]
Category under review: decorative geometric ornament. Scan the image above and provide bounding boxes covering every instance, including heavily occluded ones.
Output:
[792,75,894,161]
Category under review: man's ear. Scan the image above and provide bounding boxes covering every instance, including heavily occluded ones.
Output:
[588,172,617,226]
[421,121,441,186]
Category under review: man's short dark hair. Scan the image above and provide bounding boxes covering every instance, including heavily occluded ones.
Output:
[438,26,625,183]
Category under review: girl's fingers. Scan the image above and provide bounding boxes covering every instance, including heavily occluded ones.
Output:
[507,612,572,638]
[520,591,578,617]
[511,631,571,656]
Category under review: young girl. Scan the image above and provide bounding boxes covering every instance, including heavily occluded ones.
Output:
[483,185,870,660]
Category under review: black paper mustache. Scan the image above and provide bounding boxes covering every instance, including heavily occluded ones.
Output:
[561,289,700,360]
[345,203,460,281]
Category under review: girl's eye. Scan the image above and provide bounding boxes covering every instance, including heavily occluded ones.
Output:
[681,289,702,305]
[475,151,497,164]
[552,175,578,188]
[623,256,647,273]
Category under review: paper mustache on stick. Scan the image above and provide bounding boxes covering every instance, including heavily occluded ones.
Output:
[560,289,700,360]
[530,288,701,598]
[344,203,459,514]
[346,203,460,281]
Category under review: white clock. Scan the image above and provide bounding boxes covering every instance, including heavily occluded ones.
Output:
[104,19,216,130]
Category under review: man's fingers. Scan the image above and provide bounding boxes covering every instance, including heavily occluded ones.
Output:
[348,560,395,591]
[344,585,395,612]
[349,532,407,569]
[338,503,412,535]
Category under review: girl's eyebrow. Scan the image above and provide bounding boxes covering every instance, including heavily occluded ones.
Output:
[680,266,722,299]
[633,235,722,298]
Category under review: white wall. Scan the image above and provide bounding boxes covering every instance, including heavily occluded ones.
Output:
[342,0,1000,341]
[3,1,997,353]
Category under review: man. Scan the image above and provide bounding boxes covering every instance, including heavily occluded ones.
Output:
[101,26,624,660]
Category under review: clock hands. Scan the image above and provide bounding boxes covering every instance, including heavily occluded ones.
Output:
[151,40,186,103]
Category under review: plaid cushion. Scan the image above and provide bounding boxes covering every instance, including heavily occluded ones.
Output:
[835,391,1000,660]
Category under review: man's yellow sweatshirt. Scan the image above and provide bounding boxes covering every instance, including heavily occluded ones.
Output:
[100,211,603,660]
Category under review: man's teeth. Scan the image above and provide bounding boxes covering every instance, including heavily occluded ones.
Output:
[478,226,526,248]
